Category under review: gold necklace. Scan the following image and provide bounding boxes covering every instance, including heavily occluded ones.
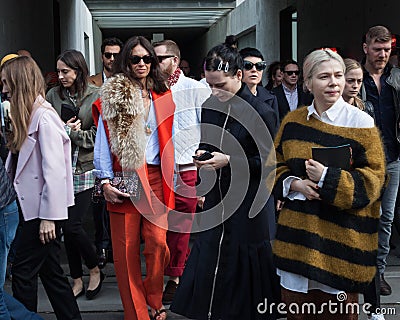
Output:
[142,89,149,99]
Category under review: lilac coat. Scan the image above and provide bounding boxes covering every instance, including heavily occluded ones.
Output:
[6,95,74,221]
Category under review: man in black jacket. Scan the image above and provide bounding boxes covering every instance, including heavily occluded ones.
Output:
[272,59,313,123]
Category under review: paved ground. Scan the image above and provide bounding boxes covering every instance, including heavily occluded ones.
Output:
[4,232,400,319]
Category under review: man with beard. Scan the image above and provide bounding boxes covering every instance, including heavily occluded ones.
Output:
[153,39,210,305]
[89,37,123,87]
[361,25,400,319]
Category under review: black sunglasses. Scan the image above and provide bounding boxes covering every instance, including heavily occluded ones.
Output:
[243,60,267,71]
[284,70,300,76]
[129,55,152,64]
[103,52,118,59]
[157,55,175,63]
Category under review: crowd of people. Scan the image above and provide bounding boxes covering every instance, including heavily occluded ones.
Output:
[0,24,399,320]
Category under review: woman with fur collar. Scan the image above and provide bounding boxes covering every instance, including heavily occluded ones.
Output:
[93,36,175,320]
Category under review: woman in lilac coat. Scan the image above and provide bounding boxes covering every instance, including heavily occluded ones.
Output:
[2,56,81,320]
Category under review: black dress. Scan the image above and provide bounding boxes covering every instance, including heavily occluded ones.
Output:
[171,84,281,320]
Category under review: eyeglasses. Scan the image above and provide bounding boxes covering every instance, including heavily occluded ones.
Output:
[283,70,300,76]
[157,55,175,63]
[103,52,118,59]
[243,60,267,71]
[129,55,152,64]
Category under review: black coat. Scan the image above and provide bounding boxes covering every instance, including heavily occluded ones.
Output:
[272,84,313,123]
[256,86,280,134]
[171,84,280,320]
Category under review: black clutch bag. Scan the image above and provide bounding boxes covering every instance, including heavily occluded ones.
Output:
[61,103,79,122]
[92,172,141,203]
[312,144,352,170]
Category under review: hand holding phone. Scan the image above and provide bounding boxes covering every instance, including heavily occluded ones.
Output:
[192,151,214,161]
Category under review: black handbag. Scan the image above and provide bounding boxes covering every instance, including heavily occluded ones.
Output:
[92,172,141,203]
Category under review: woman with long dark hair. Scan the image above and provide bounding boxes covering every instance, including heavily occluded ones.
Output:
[46,50,102,300]
[171,36,280,320]
[93,36,175,320]
[2,56,81,319]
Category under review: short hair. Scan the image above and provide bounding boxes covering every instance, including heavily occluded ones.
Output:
[101,37,123,54]
[239,47,264,60]
[204,35,242,77]
[153,40,181,60]
[365,26,392,45]
[112,36,168,94]
[281,59,299,71]
[56,49,89,101]
[303,49,345,91]
[344,58,362,74]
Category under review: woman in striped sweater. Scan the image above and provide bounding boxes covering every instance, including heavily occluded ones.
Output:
[273,49,386,319]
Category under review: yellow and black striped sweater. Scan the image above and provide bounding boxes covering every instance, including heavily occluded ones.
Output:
[273,107,386,292]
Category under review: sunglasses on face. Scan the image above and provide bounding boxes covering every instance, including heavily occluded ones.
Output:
[103,52,118,59]
[284,70,300,76]
[157,55,175,63]
[129,55,152,64]
[243,60,267,71]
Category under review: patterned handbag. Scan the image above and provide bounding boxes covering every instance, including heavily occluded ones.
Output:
[92,171,141,203]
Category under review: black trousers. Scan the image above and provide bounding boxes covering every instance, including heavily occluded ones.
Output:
[64,188,98,279]
[92,198,112,253]
[363,270,381,314]
[12,218,81,320]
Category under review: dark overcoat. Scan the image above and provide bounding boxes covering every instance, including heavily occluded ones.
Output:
[171,84,281,320]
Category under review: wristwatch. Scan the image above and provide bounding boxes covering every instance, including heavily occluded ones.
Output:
[100,178,110,190]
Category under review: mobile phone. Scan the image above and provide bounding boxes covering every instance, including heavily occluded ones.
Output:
[192,151,214,161]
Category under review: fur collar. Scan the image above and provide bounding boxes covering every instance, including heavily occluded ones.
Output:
[100,73,146,170]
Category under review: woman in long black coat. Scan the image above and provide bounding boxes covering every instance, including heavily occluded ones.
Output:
[171,37,280,320]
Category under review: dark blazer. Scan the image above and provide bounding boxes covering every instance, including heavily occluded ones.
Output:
[256,86,279,134]
[272,84,313,123]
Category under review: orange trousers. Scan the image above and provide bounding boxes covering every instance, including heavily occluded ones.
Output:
[110,166,170,320]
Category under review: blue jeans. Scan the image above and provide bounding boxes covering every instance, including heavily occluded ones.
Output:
[3,292,43,320]
[0,200,19,320]
[377,159,400,274]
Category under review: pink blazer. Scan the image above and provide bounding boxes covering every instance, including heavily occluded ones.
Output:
[6,95,74,221]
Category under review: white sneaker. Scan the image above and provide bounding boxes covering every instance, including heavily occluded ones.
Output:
[368,313,385,320]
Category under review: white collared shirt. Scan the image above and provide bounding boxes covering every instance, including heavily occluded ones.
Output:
[282,83,298,111]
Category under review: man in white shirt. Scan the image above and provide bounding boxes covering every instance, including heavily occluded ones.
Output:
[153,40,210,304]
[272,59,313,123]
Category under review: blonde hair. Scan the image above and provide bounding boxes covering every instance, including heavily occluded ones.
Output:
[1,56,46,152]
[303,49,345,92]
[344,58,362,74]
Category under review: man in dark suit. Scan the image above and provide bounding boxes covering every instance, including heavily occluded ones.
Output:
[272,59,313,123]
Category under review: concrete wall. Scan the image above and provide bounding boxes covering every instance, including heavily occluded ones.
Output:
[59,0,96,74]
[92,21,103,75]
[0,0,55,72]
